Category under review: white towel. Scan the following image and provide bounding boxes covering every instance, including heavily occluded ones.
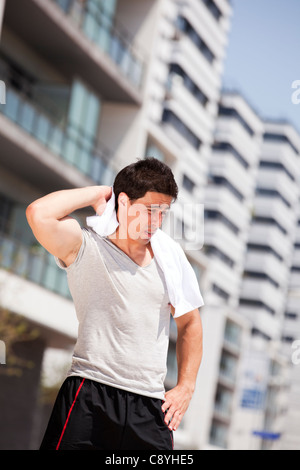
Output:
[86,191,204,317]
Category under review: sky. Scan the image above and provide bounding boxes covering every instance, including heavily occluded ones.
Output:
[222,0,300,133]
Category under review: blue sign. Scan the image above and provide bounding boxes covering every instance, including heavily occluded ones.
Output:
[241,389,265,410]
[252,431,281,441]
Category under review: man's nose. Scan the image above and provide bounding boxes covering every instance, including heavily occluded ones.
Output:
[150,211,162,227]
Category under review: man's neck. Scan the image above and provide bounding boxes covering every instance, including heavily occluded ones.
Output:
[108,229,154,267]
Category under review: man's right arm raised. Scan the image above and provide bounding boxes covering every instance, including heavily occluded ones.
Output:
[26,186,112,267]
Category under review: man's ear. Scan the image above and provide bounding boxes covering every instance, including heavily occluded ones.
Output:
[118,192,129,207]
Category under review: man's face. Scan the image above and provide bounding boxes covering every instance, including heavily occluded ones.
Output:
[118,191,173,243]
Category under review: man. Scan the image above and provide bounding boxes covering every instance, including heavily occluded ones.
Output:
[26,158,203,450]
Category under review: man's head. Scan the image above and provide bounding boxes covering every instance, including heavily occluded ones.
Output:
[113,157,178,242]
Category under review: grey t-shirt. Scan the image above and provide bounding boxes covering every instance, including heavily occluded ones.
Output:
[56,228,171,400]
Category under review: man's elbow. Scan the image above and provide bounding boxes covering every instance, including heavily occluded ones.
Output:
[26,201,43,230]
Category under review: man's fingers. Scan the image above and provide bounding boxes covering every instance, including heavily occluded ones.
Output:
[169,411,182,431]
[164,408,182,431]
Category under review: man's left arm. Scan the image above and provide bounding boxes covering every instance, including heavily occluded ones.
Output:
[161,308,203,431]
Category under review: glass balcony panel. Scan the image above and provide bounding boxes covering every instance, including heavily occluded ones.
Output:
[57,270,70,297]
[56,0,72,13]
[14,246,30,277]
[19,102,36,134]
[1,82,113,186]
[96,25,111,53]
[84,95,101,139]
[35,114,51,145]
[0,237,15,269]
[101,165,115,186]
[109,35,123,65]
[90,155,104,183]
[83,9,98,42]
[68,80,86,131]
[64,134,79,165]
[52,0,144,89]
[77,146,91,175]
[48,126,64,156]
[129,58,143,88]
[4,89,20,122]
[43,255,60,292]
[28,253,45,284]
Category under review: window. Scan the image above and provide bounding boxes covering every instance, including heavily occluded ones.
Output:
[285,312,298,320]
[212,142,249,169]
[202,0,222,21]
[252,328,271,341]
[177,17,215,64]
[67,80,101,143]
[252,216,287,235]
[239,299,275,316]
[210,420,228,448]
[224,320,241,348]
[219,352,238,383]
[162,109,201,149]
[209,175,244,202]
[255,188,291,208]
[145,141,165,162]
[0,194,13,235]
[243,271,279,289]
[204,210,240,235]
[247,243,283,262]
[263,132,299,155]
[169,63,208,107]
[212,283,229,301]
[219,106,254,136]
[182,174,196,193]
[204,245,235,268]
[259,161,295,182]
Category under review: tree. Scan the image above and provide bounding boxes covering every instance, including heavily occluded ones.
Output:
[0,308,40,376]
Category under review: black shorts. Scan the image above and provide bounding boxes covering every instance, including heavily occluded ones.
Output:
[40,376,174,450]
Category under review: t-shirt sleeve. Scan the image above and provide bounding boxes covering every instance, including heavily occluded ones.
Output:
[54,228,88,271]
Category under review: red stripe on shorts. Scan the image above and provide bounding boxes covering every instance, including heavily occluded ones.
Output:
[56,378,85,450]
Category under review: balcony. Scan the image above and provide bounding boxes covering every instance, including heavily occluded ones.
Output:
[244,251,287,287]
[4,0,144,103]
[215,117,260,166]
[0,233,70,299]
[248,223,291,261]
[210,152,253,200]
[240,278,284,315]
[0,83,116,191]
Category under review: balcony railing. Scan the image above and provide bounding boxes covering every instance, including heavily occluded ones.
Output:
[52,0,144,90]
[0,84,116,185]
[0,233,71,299]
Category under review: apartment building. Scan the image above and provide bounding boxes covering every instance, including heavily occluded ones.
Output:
[281,189,300,449]
[0,0,165,449]
[198,97,300,450]
[192,91,263,450]
[230,120,300,450]
[240,121,300,342]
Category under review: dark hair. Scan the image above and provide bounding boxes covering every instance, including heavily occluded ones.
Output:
[113,157,178,211]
